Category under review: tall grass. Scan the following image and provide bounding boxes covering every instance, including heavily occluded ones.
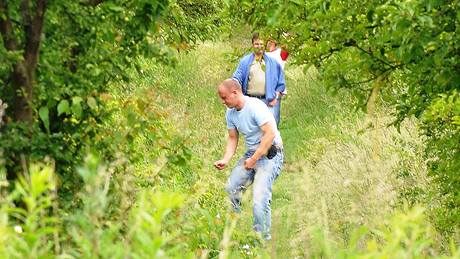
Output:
[0,40,458,258]
[268,65,455,257]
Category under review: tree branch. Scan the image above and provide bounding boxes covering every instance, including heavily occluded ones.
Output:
[319,48,340,62]
[353,43,397,69]
[346,64,404,87]
[88,0,104,6]
[21,0,32,28]
[0,0,19,51]
[24,0,46,70]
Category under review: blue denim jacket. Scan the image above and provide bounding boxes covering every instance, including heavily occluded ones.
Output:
[232,53,285,102]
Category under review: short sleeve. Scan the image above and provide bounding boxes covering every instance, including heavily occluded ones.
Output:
[226,109,236,129]
[252,100,274,127]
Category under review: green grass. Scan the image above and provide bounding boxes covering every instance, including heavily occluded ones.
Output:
[2,37,457,258]
[264,65,440,258]
[110,40,454,257]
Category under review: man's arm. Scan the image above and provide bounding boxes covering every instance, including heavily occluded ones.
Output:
[232,60,245,87]
[275,63,286,93]
[244,122,275,169]
[268,91,282,107]
[214,129,239,170]
[269,62,285,107]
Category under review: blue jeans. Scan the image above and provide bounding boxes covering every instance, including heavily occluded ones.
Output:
[268,99,281,126]
[225,148,284,240]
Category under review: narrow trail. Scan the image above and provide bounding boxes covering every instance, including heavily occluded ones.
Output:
[154,42,425,257]
[267,67,324,258]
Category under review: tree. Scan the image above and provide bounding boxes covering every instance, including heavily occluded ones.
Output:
[0,0,228,187]
[0,0,46,124]
[232,0,460,231]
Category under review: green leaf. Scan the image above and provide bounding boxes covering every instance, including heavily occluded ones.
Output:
[72,96,83,104]
[290,0,304,5]
[39,106,50,133]
[108,6,124,12]
[71,102,83,119]
[367,9,374,23]
[57,100,70,116]
[71,97,83,118]
[87,97,97,110]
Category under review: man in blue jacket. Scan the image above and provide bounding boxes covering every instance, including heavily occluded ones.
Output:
[232,33,286,126]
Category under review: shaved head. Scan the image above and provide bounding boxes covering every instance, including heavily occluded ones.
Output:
[218,78,242,93]
[217,78,244,109]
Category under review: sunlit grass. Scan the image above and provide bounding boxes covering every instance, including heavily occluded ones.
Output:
[269,65,435,257]
[1,39,455,258]
[131,40,454,257]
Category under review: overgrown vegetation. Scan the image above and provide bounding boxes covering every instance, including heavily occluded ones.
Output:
[233,0,460,234]
[0,0,228,196]
[1,0,459,257]
[0,40,458,257]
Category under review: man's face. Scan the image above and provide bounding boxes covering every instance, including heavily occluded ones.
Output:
[266,41,276,52]
[252,39,264,55]
[218,87,237,108]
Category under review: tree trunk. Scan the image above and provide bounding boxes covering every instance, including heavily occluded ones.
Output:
[0,0,46,124]
[11,63,34,124]
[1,0,46,181]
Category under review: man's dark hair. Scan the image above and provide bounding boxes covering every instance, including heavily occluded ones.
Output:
[268,39,277,46]
[252,32,260,43]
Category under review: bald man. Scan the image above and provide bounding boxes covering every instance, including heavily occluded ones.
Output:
[214,78,284,241]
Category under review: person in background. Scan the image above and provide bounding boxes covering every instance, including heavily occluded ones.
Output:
[280,44,289,62]
[266,39,286,69]
[265,39,288,124]
[214,78,284,241]
[232,33,285,126]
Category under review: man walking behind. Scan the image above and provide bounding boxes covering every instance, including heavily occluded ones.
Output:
[214,78,284,241]
[232,33,285,126]
[266,39,286,70]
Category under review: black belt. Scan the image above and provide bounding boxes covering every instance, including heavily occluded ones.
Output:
[247,94,265,99]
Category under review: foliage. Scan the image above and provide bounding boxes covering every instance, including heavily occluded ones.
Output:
[423,89,460,230]
[0,36,457,258]
[232,0,460,231]
[0,0,230,198]
[0,162,58,258]
[0,0,164,191]
[0,155,194,258]
[160,0,229,51]
[308,206,460,258]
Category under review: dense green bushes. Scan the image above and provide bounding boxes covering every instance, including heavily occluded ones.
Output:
[0,157,193,258]
[1,0,460,257]
[233,0,460,232]
[0,0,231,199]
[0,39,459,257]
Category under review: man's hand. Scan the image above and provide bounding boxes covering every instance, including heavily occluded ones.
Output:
[268,98,278,107]
[244,157,256,170]
[214,159,228,170]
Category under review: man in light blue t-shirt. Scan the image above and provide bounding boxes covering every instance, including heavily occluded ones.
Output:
[214,78,284,241]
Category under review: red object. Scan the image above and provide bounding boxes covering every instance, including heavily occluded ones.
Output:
[280,50,289,61]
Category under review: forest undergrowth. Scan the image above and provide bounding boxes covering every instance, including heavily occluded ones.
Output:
[1,40,458,258]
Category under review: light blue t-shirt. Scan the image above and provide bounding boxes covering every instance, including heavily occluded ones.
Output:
[226,96,282,151]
